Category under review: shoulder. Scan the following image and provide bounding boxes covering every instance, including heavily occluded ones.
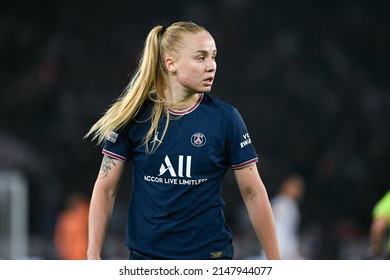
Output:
[134,98,154,120]
[272,195,292,207]
[202,93,239,117]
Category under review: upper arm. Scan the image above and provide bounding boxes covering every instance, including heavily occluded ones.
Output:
[94,155,126,196]
[233,163,265,201]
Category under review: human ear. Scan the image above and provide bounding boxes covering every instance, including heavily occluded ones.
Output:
[165,56,176,73]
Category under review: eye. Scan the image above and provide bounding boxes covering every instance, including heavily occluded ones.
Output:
[197,55,205,61]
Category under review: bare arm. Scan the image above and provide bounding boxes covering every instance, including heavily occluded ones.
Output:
[87,155,126,260]
[369,216,388,256]
[234,163,282,260]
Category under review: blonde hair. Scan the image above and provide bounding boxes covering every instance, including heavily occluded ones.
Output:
[85,21,208,154]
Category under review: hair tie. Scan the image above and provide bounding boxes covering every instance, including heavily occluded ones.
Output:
[161,25,167,35]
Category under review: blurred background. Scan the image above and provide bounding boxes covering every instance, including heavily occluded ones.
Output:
[1,0,389,260]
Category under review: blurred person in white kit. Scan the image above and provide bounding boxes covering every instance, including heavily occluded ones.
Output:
[270,174,305,259]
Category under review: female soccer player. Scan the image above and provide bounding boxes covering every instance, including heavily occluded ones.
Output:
[85,21,281,260]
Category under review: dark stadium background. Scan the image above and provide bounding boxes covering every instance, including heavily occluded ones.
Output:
[1,0,389,259]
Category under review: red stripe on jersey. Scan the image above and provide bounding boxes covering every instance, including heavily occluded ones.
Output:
[102,149,128,162]
[230,158,258,169]
[169,93,203,115]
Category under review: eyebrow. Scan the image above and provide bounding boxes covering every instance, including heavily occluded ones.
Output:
[193,49,217,55]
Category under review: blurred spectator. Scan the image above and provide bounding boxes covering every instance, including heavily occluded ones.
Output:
[54,193,89,260]
[271,174,305,259]
[368,190,390,259]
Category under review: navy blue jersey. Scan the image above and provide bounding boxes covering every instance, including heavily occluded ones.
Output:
[102,93,258,259]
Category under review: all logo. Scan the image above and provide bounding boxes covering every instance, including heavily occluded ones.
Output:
[191,132,206,147]
[159,155,192,178]
[145,154,208,186]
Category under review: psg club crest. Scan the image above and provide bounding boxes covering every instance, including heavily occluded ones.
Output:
[191,132,206,147]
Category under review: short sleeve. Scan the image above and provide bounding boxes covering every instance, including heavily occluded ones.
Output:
[102,127,132,162]
[225,108,258,169]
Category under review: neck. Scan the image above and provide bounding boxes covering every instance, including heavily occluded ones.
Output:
[165,91,200,111]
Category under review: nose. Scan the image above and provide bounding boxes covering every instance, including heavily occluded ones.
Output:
[206,58,216,72]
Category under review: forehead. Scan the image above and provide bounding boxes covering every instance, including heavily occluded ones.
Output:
[180,31,216,54]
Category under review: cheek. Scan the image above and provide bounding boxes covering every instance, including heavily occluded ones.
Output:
[177,68,198,85]
[178,75,197,88]
[175,62,204,88]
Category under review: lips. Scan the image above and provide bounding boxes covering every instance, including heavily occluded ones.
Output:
[203,77,214,86]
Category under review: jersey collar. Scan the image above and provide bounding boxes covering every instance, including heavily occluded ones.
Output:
[169,93,204,116]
